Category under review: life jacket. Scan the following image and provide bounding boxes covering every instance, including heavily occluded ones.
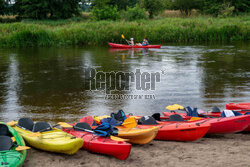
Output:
[110,110,127,122]
[221,110,242,117]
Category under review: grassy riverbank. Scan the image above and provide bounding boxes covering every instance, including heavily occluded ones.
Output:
[0,16,249,47]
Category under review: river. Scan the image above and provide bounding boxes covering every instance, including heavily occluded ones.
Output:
[0,42,249,123]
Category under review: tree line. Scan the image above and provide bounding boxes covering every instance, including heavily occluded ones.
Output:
[0,0,249,20]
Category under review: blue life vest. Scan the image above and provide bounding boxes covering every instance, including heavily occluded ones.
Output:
[142,41,149,46]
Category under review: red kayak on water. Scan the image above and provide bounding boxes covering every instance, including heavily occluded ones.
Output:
[226,102,250,110]
[108,42,161,49]
[62,123,131,160]
[162,112,250,133]
[137,121,210,142]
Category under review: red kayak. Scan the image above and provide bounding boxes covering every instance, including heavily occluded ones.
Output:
[62,126,131,160]
[162,112,250,133]
[108,42,161,49]
[226,102,250,110]
[137,121,210,141]
[204,115,250,134]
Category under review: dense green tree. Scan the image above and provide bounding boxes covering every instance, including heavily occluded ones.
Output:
[108,0,129,10]
[0,0,8,15]
[140,0,165,18]
[201,0,249,16]
[14,0,80,19]
[91,5,120,20]
[93,0,137,10]
[173,0,202,15]
[49,0,80,19]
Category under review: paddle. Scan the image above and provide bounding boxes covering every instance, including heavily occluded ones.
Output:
[15,146,31,151]
[58,122,128,142]
[121,34,130,45]
[122,117,137,128]
[11,136,31,150]
[11,137,16,142]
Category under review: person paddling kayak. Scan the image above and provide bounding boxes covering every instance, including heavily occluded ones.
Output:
[136,38,149,46]
[128,38,134,46]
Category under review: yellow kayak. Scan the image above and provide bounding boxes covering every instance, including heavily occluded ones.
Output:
[9,119,83,155]
[116,126,159,145]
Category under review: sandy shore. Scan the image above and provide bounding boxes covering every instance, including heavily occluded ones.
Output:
[24,133,250,167]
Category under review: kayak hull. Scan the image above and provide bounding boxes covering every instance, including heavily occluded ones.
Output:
[137,122,210,141]
[205,115,250,134]
[0,122,26,167]
[108,42,161,49]
[62,128,131,160]
[12,125,83,155]
[116,126,159,144]
[226,102,250,110]
[162,113,250,133]
[80,116,159,145]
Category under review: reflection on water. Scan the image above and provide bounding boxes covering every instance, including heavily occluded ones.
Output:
[0,42,249,123]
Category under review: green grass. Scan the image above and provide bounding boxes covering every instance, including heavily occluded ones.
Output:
[0,16,249,47]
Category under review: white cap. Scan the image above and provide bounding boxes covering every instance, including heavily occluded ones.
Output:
[130,38,134,40]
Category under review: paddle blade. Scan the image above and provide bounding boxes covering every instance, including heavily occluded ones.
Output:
[122,117,137,128]
[110,135,129,142]
[121,34,125,39]
[28,132,41,137]
[7,121,17,127]
[58,122,73,128]
[16,146,31,151]
[11,137,16,142]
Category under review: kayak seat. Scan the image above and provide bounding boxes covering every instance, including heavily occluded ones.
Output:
[33,122,52,132]
[0,124,12,137]
[212,106,221,113]
[245,112,250,115]
[74,123,92,131]
[168,114,184,121]
[111,110,127,122]
[138,116,158,125]
[0,136,13,151]
[221,110,242,117]
[18,118,34,131]
[152,113,161,121]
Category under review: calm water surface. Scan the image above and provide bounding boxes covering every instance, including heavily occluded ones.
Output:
[0,42,249,123]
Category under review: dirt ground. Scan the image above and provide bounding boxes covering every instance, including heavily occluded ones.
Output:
[23,133,250,167]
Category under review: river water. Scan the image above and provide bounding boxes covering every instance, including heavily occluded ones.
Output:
[0,42,249,123]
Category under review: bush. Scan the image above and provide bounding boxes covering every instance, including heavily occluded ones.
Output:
[92,5,120,20]
[173,0,202,16]
[220,3,235,17]
[140,0,165,18]
[123,5,147,21]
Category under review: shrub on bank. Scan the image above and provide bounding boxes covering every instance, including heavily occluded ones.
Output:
[122,5,147,21]
[91,5,120,21]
